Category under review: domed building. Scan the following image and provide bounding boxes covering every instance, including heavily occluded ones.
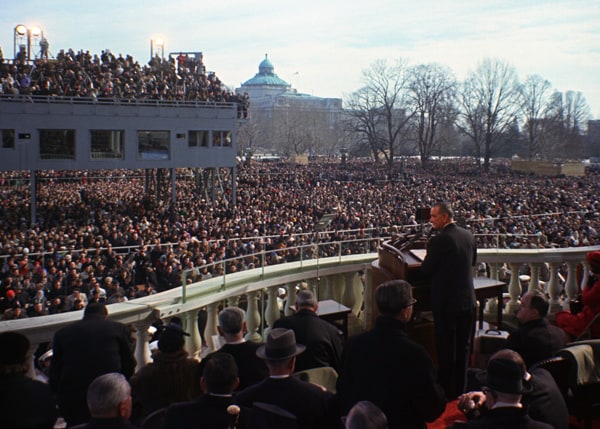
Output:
[236,54,343,156]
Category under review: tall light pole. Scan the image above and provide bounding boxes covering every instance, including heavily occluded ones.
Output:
[14,24,43,62]
[150,37,165,61]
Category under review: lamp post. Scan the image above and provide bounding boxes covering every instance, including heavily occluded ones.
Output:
[14,24,43,62]
[150,37,165,61]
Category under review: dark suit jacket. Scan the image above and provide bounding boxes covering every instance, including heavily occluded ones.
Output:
[235,376,338,429]
[336,316,446,429]
[273,309,344,372]
[201,341,269,391]
[524,367,569,429]
[421,223,477,314]
[49,314,136,424]
[162,394,244,429]
[0,373,58,429]
[504,318,567,368]
[454,406,553,429]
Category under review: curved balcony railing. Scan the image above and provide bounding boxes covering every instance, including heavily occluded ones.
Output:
[1,236,598,374]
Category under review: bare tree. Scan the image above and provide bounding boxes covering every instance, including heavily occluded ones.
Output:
[457,58,520,171]
[344,59,414,175]
[518,74,553,160]
[406,63,457,167]
[546,90,591,159]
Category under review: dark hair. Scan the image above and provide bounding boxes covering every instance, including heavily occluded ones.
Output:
[434,202,454,219]
[528,290,549,317]
[83,302,107,318]
[375,280,413,317]
[202,352,238,394]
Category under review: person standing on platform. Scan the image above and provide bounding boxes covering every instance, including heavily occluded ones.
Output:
[273,289,344,372]
[49,302,137,427]
[421,202,477,399]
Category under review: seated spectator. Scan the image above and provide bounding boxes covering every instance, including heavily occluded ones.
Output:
[130,320,201,424]
[448,353,553,429]
[504,290,567,368]
[162,352,247,429]
[273,289,344,372]
[84,372,139,429]
[200,307,268,391]
[235,328,339,429]
[556,250,600,339]
[0,331,58,429]
[460,349,568,429]
[344,400,388,429]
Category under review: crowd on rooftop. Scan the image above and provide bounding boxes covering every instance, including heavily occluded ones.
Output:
[0,158,599,320]
[0,46,250,117]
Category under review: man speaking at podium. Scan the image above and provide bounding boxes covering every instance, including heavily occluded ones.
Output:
[421,202,477,399]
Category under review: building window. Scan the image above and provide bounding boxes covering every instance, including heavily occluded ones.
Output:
[137,130,170,160]
[213,130,232,147]
[40,129,76,159]
[188,130,209,147]
[1,129,15,149]
[90,130,125,159]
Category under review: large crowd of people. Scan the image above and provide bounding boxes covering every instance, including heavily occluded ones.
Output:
[0,47,250,117]
[0,159,599,320]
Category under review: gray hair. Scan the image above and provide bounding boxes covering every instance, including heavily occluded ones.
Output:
[346,400,388,429]
[87,372,130,417]
[218,307,246,335]
[296,289,317,309]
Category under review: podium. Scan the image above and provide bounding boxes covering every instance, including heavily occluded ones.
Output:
[371,238,437,364]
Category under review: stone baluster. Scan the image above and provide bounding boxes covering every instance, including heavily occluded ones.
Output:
[264,286,281,337]
[363,268,374,330]
[227,295,240,308]
[484,262,501,322]
[184,309,203,358]
[204,302,220,351]
[342,272,357,311]
[528,262,542,292]
[27,341,40,379]
[321,276,333,300]
[306,278,318,296]
[133,320,153,371]
[546,262,563,314]
[581,260,590,290]
[245,291,262,342]
[563,261,580,310]
[284,283,297,316]
[505,264,522,316]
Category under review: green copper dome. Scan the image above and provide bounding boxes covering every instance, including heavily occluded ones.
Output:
[242,54,290,87]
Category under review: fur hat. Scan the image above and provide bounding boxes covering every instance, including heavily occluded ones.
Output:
[256,328,305,361]
[586,251,600,273]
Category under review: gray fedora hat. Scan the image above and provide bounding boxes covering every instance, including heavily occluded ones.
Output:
[256,328,305,360]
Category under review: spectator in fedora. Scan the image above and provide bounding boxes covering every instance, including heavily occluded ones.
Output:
[449,353,553,429]
[0,331,58,429]
[130,320,201,424]
[234,328,340,429]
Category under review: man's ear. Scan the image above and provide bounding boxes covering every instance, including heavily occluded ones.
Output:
[217,326,224,336]
[233,377,240,391]
[200,376,206,393]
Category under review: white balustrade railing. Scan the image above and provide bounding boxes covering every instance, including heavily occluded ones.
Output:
[1,240,598,373]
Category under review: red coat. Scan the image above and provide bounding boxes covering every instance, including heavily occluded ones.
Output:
[556,275,600,338]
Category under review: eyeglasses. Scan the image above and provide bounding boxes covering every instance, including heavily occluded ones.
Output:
[403,298,417,308]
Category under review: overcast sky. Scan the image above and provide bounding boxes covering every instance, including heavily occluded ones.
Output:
[2,0,599,118]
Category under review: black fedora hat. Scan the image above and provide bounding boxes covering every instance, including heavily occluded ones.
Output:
[256,328,305,361]
[481,358,524,394]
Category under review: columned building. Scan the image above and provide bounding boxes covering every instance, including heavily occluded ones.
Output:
[236,54,343,157]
